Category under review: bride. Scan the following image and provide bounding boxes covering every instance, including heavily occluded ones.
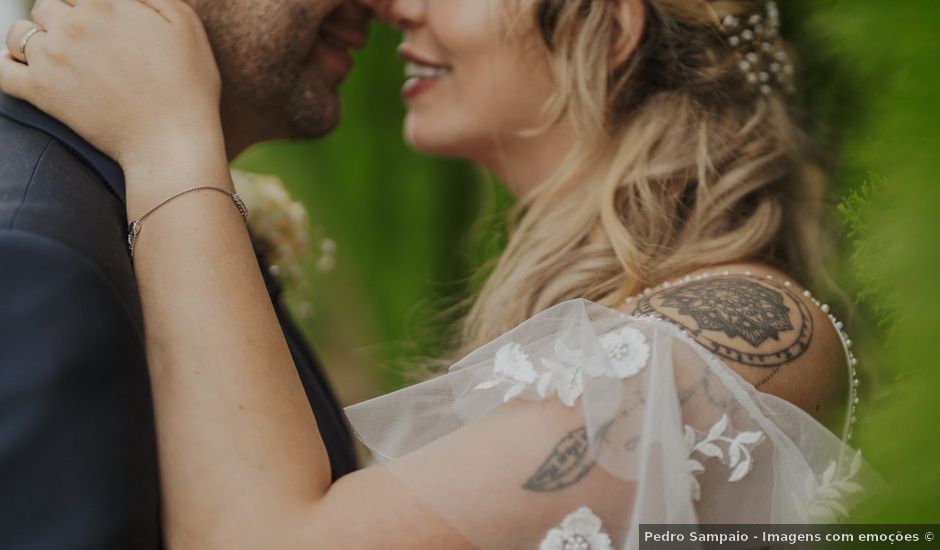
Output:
[0,0,874,548]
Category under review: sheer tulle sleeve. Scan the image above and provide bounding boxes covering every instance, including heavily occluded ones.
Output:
[344,300,876,549]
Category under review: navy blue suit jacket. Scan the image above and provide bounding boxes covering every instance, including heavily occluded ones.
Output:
[0,94,358,549]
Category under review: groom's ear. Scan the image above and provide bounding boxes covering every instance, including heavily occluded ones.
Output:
[609,0,646,70]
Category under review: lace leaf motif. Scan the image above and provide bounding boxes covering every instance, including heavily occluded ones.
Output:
[684,414,765,501]
[800,449,865,522]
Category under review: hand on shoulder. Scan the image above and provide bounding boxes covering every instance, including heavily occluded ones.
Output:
[0,0,221,165]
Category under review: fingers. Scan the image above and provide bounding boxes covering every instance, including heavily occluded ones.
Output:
[32,0,75,28]
[4,20,47,64]
[0,48,33,99]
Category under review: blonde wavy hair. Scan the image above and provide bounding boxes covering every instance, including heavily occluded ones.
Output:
[455,0,830,357]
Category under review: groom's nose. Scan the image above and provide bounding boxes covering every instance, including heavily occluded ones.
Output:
[356,0,394,24]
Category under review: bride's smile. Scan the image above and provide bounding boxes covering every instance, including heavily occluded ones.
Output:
[400,49,452,101]
[386,0,561,181]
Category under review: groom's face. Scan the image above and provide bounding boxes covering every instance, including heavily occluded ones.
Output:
[188,0,371,139]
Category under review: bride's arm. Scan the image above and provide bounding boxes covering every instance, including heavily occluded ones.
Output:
[0,0,329,539]
[122,140,336,545]
[0,2,473,548]
[124,136,473,549]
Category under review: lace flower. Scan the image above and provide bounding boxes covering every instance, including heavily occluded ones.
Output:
[476,326,651,407]
[538,358,584,407]
[539,507,613,550]
[535,327,652,406]
[599,326,650,378]
[533,337,585,407]
[474,342,538,402]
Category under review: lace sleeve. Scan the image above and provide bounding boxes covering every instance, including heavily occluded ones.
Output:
[345,300,877,549]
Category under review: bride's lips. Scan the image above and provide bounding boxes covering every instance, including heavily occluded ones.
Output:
[399,47,452,101]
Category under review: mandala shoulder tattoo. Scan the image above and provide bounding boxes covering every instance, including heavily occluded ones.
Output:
[635,275,813,367]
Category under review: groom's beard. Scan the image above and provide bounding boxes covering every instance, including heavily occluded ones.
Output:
[197,1,344,141]
[236,35,343,140]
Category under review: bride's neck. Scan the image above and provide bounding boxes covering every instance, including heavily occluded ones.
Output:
[485,121,578,198]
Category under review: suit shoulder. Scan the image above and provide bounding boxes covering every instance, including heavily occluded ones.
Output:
[0,115,122,232]
[0,231,159,549]
[0,229,144,337]
[0,116,140,325]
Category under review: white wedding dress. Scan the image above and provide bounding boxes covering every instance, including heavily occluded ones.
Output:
[345,297,877,549]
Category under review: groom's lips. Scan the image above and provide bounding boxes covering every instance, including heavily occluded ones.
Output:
[315,28,367,87]
[312,4,372,87]
[321,26,369,50]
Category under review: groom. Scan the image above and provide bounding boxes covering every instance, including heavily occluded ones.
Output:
[0,0,373,548]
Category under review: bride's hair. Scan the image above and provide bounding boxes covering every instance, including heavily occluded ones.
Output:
[456,0,831,355]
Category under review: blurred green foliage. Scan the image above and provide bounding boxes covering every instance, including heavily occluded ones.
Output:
[235,2,940,521]
[795,0,940,523]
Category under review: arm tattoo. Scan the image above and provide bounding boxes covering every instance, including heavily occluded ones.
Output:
[635,275,814,368]
[522,411,627,493]
[522,425,597,492]
[522,367,746,493]
[523,362,750,493]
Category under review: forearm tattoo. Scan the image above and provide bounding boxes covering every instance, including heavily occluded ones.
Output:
[522,412,626,492]
[522,425,597,492]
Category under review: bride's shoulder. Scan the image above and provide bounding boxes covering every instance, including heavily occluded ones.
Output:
[618,262,847,420]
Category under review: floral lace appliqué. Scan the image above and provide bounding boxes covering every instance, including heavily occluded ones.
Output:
[598,326,650,378]
[539,507,613,550]
[473,342,538,402]
[475,326,650,407]
[536,336,592,407]
[800,450,864,522]
[684,414,765,501]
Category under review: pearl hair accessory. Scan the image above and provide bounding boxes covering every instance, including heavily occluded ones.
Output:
[625,270,860,445]
[716,0,795,96]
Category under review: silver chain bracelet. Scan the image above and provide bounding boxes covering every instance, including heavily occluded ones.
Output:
[127,186,249,258]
